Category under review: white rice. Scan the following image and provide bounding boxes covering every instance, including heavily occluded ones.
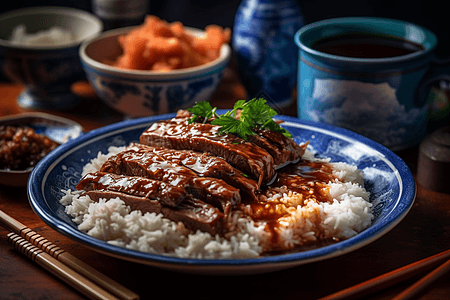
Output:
[10,25,74,47]
[60,145,373,259]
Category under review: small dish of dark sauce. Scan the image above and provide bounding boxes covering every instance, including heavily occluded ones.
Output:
[0,113,83,187]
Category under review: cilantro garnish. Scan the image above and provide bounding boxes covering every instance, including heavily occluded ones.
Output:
[187,98,292,140]
[187,101,218,123]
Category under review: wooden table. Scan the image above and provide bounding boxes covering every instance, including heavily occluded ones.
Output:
[1,71,449,300]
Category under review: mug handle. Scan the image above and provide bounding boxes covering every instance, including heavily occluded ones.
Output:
[415,56,450,107]
[415,56,450,129]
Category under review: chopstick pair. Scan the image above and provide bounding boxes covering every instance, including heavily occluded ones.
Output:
[0,210,139,300]
[319,248,450,300]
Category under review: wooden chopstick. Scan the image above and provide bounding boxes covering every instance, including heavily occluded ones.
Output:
[6,232,120,300]
[318,248,450,300]
[392,258,450,300]
[0,210,139,300]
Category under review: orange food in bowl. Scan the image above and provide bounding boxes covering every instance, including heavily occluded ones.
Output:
[112,15,231,72]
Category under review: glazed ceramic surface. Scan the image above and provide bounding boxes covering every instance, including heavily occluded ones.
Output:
[28,113,415,274]
[295,17,445,151]
[79,27,231,118]
[233,0,304,108]
[0,7,103,110]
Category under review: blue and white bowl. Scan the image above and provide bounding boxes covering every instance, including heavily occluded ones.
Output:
[79,26,231,118]
[0,6,103,110]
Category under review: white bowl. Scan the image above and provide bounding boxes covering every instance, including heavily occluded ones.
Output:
[79,26,231,118]
[0,6,103,110]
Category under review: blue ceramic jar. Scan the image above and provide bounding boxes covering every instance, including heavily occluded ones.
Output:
[233,0,304,109]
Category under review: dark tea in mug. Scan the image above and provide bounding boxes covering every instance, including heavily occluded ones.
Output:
[311,33,425,58]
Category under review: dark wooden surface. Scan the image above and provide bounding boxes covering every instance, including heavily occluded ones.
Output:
[1,71,449,300]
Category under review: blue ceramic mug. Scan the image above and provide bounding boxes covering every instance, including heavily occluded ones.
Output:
[295,17,449,151]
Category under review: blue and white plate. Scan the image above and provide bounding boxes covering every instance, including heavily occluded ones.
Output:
[28,113,416,274]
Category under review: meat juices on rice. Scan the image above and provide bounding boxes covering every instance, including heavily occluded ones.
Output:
[60,112,373,259]
[60,147,373,259]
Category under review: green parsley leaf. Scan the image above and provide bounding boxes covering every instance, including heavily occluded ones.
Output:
[187,98,293,140]
[239,98,277,127]
[187,101,217,124]
[211,115,255,138]
[223,99,246,118]
[263,119,292,139]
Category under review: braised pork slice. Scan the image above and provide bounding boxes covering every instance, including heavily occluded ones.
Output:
[249,128,307,168]
[139,117,275,187]
[127,143,259,201]
[84,189,224,235]
[176,109,306,168]
[99,149,240,213]
[76,171,188,207]
[162,198,224,235]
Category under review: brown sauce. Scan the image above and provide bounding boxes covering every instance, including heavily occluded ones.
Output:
[248,160,337,245]
[274,161,336,199]
[0,125,59,170]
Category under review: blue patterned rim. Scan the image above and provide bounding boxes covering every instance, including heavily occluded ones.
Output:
[28,113,416,272]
